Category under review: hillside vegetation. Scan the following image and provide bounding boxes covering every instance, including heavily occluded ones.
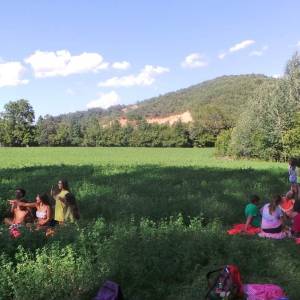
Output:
[129,74,274,121]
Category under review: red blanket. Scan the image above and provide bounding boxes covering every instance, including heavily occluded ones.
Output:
[227,224,261,235]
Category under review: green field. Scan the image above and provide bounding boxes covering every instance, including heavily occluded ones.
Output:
[0,148,299,300]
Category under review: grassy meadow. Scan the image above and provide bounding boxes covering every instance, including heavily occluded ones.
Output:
[0,147,299,300]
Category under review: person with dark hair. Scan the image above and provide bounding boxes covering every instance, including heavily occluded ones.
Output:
[51,179,70,224]
[9,193,53,229]
[227,194,261,235]
[244,195,261,231]
[4,188,32,226]
[64,193,80,222]
[259,195,290,239]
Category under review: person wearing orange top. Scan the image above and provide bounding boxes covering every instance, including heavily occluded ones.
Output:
[279,191,295,218]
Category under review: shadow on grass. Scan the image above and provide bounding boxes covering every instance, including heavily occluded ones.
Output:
[0,164,289,225]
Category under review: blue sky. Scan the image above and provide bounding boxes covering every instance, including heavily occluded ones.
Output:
[0,0,300,117]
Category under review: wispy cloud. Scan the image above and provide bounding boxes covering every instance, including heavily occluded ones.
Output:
[87,91,121,109]
[218,53,227,60]
[0,61,28,87]
[249,45,268,57]
[98,65,169,87]
[229,40,255,53]
[25,50,108,78]
[181,53,208,68]
[112,61,131,70]
[218,39,256,59]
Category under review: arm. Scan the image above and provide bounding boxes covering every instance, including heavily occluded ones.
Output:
[244,216,253,231]
[17,201,37,208]
[58,196,67,204]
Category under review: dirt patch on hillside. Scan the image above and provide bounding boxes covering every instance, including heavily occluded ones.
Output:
[146,111,193,125]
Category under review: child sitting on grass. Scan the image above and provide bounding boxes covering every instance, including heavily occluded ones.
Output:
[227,195,261,235]
[244,195,261,231]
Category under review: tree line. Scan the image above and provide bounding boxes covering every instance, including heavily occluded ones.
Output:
[0,99,231,147]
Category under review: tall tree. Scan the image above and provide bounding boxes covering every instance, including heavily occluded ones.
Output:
[0,99,35,146]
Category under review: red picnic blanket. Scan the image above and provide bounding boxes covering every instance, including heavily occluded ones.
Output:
[227,223,261,235]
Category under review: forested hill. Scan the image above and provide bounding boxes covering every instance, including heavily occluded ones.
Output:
[56,74,275,123]
[127,74,275,120]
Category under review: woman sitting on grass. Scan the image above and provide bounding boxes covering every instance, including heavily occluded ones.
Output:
[259,195,290,239]
[10,193,53,230]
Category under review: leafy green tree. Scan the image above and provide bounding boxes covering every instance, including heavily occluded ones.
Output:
[0,99,35,146]
[82,117,102,146]
[285,51,300,104]
[35,115,58,146]
[54,122,72,146]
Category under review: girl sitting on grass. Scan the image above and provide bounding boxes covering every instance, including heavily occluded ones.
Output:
[259,195,290,239]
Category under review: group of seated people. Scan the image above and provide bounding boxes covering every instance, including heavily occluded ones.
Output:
[3,179,79,237]
[242,184,300,240]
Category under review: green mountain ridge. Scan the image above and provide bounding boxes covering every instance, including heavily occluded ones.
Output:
[54,74,276,124]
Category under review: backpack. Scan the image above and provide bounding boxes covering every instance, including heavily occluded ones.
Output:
[205,265,244,300]
[94,281,124,300]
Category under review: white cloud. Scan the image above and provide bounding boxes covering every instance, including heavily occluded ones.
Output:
[218,39,256,59]
[272,74,282,79]
[218,53,227,60]
[249,45,268,57]
[0,62,28,87]
[296,41,300,47]
[25,50,108,78]
[87,91,121,109]
[229,40,255,53]
[112,61,131,70]
[181,53,208,68]
[98,65,169,87]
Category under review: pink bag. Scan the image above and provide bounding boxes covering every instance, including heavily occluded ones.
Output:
[243,284,285,300]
